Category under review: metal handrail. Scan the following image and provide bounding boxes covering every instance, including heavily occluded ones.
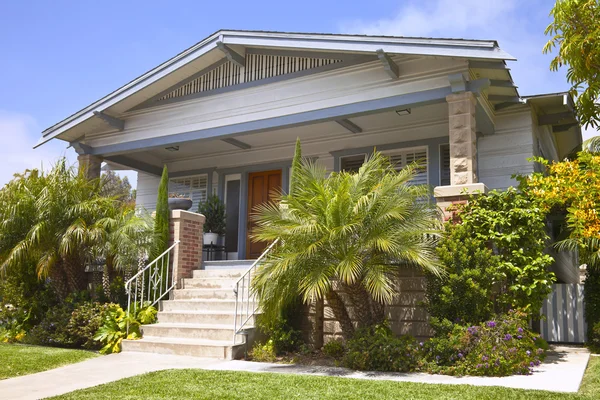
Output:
[233,238,279,344]
[126,240,180,322]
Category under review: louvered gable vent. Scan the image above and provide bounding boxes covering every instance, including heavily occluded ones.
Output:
[157,53,343,102]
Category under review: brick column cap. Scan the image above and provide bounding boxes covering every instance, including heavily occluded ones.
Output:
[434,183,488,199]
[170,210,206,223]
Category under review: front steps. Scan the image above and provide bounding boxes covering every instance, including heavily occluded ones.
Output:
[122,263,257,359]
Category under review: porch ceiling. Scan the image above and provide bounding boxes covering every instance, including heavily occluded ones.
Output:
[105,103,449,174]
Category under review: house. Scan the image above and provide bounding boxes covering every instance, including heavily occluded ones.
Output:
[37,30,583,354]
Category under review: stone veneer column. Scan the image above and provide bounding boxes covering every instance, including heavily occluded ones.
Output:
[170,210,205,289]
[77,154,103,180]
[446,91,477,185]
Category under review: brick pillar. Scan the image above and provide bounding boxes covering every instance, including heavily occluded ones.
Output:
[446,92,477,185]
[170,210,205,289]
[77,154,103,180]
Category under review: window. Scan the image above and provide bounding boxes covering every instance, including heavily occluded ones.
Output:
[381,147,429,186]
[339,147,429,185]
[169,174,208,211]
[340,154,367,173]
[440,144,451,186]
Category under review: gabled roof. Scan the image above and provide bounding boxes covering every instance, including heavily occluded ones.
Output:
[37,29,516,148]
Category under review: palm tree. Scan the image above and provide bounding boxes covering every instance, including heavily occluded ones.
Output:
[583,135,600,153]
[251,150,442,339]
[0,159,145,299]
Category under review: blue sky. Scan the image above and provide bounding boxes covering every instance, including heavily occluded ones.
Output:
[0,0,597,186]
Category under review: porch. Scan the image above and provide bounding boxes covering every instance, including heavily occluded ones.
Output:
[104,99,474,261]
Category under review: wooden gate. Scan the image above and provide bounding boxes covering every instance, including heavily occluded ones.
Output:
[540,284,586,343]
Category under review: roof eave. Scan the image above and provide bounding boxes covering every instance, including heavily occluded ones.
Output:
[38,30,516,147]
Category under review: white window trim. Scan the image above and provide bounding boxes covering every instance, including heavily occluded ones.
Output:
[169,173,209,200]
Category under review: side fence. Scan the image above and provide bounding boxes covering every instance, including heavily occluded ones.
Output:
[539,283,586,344]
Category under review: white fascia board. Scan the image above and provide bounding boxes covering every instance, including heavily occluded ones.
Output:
[221,31,516,61]
[38,30,515,147]
[37,33,222,147]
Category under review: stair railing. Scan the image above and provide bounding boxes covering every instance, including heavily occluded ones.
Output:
[126,240,180,323]
[233,239,279,344]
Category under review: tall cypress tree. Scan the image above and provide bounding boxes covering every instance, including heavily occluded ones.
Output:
[153,165,170,260]
[289,138,302,196]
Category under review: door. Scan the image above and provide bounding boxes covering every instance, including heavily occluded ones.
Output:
[246,169,282,259]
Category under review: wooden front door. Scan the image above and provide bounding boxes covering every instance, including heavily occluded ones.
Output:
[246,169,282,259]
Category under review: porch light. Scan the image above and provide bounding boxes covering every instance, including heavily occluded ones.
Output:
[165,146,180,152]
[395,108,411,116]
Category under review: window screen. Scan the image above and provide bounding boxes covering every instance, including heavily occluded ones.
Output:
[169,175,208,211]
[440,144,451,186]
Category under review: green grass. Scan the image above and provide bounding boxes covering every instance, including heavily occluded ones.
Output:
[0,343,98,380]
[52,358,600,400]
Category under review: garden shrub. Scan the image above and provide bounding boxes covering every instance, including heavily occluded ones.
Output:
[136,302,158,325]
[256,312,304,355]
[251,340,277,362]
[323,339,346,359]
[23,291,90,347]
[589,321,600,354]
[343,322,420,372]
[422,310,547,376]
[584,268,600,351]
[448,189,555,318]
[93,303,141,355]
[66,302,110,349]
[426,223,501,325]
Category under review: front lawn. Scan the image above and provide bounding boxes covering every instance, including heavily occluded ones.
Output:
[52,358,600,400]
[0,343,98,380]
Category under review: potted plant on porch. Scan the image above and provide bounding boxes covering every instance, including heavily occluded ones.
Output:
[168,193,193,211]
[198,195,226,245]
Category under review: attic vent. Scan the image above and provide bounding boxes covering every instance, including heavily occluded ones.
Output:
[156,54,343,103]
[245,54,342,82]
[159,62,242,101]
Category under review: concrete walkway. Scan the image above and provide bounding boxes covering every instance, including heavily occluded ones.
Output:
[0,345,589,399]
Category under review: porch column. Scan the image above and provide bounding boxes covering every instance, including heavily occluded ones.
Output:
[170,210,205,289]
[435,92,486,220]
[447,92,477,185]
[77,154,103,180]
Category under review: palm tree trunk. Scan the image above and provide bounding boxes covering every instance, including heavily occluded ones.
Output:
[325,289,355,339]
[342,282,374,328]
[63,255,87,293]
[49,265,69,300]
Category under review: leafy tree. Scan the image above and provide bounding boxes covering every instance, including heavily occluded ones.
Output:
[522,153,600,266]
[449,189,555,316]
[0,160,115,298]
[100,170,134,203]
[545,0,600,128]
[522,152,600,344]
[153,166,170,260]
[251,150,442,339]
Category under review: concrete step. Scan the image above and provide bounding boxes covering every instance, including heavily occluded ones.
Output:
[183,277,237,289]
[122,336,243,359]
[203,260,254,270]
[159,299,236,312]
[173,288,235,300]
[157,310,251,325]
[141,323,248,341]
[192,269,246,278]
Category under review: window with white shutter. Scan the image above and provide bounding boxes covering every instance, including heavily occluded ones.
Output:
[339,147,429,185]
[381,147,429,186]
[169,175,208,211]
[440,144,451,186]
